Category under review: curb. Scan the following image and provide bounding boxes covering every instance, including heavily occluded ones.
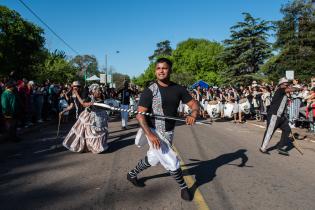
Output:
[247,121,315,142]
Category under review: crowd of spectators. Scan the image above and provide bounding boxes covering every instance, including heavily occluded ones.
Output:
[0,76,70,141]
[0,73,138,142]
[1,73,314,142]
[188,79,315,133]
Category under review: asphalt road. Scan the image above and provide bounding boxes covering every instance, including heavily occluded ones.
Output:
[1,116,315,210]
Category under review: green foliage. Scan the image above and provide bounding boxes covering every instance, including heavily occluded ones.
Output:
[132,61,157,87]
[134,39,226,87]
[220,12,273,84]
[0,5,46,78]
[148,40,172,62]
[268,0,315,81]
[33,50,78,83]
[113,72,130,89]
[71,55,99,79]
[170,72,195,86]
[172,39,226,85]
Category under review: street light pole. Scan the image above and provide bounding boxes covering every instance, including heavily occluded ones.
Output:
[105,54,108,85]
[105,51,119,87]
[84,65,87,86]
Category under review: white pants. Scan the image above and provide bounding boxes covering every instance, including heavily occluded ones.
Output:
[146,129,180,171]
[121,104,129,127]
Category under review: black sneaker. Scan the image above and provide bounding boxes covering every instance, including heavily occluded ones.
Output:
[277,148,289,156]
[127,173,145,187]
[181,187,192,201]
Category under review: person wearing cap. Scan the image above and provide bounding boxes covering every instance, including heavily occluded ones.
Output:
[59,81,87,120]
[1,80,19,141]
[260,77,298,156]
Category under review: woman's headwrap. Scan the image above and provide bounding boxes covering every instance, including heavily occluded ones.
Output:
[89,83,100,93]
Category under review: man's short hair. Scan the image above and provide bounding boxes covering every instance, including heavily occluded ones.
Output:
[156,58,172,69]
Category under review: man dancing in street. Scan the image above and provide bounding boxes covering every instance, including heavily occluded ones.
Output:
[260,77,298,156]
[126,58,199,201]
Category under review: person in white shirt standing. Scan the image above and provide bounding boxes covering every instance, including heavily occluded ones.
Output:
[117,81,134,129]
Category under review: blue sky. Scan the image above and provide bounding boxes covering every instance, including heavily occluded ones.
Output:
[2,0,289,77]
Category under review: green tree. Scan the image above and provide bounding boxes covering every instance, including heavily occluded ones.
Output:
[220,12,273,84]
[133,60,160,87]
[71,55,99,79]
[265,0,315,81]
[172,39,226,85]
[34,50,78,83]
[134,39,226,87]
[148,40,172,62]
[0,6,46,78]
[113,72,130,89]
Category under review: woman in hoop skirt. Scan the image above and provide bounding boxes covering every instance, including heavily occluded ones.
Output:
[62,84,109,154]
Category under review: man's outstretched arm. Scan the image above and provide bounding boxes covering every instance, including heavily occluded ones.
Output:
[185,99,199,125]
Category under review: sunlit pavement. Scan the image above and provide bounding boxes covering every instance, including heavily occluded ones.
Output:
[1,117,315,210]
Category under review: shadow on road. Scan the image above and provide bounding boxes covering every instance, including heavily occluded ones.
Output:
[139,149,250,199]
[107,138,135,153]
[106,130,138,153]
[185,149,249,198]
[108,123,139,134]
[266,141,294,153]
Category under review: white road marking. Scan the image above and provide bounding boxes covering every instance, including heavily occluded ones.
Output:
[248,122,281,133]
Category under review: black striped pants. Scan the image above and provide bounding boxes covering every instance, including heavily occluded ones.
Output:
[261,115,291,150]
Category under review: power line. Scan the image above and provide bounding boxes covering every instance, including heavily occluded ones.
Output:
[18,0,80,55]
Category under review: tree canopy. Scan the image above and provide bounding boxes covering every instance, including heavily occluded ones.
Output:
[172,39,226,85]
[71,55,99,79]
[2,1,314,86]
[0,6,103,84]
[133,39,226,87]
[263,0,315,81]
[148,40,172,62]
[0,5,46,78]
[113,72,130,89]
[220,12,273,84]
[35,50,78,83]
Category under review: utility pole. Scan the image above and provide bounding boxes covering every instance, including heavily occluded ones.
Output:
[84,65,87,86]
[105,54,108,85]
[105,51,119,86]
